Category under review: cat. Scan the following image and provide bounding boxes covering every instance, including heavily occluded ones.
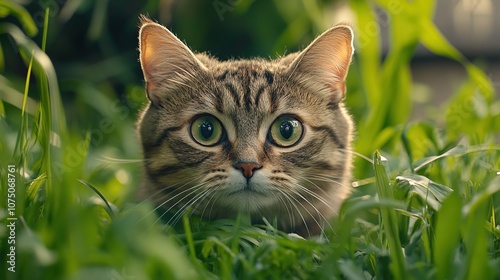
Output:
[137,17,354,236]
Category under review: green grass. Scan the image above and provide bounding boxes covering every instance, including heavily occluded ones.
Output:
[1,1,500,279]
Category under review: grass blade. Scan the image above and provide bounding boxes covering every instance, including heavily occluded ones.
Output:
[395,174,453,211]
[0,1,38,36]
[77,179,116,218]
[433,191,462,280]
[373,151,408,279]
[413,145,500,172]
[41,7,49,52]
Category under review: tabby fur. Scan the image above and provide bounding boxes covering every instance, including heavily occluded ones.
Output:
[138,17,355,236]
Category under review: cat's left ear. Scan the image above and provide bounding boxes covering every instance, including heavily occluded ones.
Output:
[289,25,354,103]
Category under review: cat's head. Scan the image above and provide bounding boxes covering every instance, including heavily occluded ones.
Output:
[137,18,354,234]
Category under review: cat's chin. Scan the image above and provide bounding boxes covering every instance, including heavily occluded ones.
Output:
[215,172,272,210]
[219,188,276,213]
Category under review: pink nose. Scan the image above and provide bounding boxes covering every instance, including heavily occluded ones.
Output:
[234,162,262,179]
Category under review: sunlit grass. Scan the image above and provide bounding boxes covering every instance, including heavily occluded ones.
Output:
[1,1,499,279]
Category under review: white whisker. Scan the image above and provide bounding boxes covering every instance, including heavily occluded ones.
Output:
[146,178,205,229]
[338,148,373,164]
[272,190,295,229]
[288,185,332,234]
[274,188,311,237]
[133,177,199,224]
[293,177,336,213]
[96,156,148,164]
[198,186,222,219]
[168,186,213,226]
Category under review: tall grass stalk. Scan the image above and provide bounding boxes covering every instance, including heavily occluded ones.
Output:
[374,151,408,279]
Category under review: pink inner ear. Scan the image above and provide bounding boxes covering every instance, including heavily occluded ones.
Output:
[139,26,160,93]
[140,34,156,91]
[139,23,206,101]
[140,25,181,92]
[290,25,354,102]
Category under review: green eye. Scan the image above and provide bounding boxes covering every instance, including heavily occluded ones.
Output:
[269,115,303,147]
[190,115,224,146]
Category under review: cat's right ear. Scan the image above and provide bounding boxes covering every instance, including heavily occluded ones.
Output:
[288,24,354,104]
[139,19,206,103]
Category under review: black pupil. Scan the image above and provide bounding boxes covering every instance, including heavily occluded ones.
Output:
[200,120,214,139]
[280,121,294,139]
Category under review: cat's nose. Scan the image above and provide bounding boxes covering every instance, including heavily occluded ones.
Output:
[234,162,262,179]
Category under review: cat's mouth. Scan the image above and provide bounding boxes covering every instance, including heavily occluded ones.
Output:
[226,182,267,196]
[228,187,265,196]
[224,187,273,212]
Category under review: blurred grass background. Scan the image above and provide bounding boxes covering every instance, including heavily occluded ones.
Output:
[0,0,499,279]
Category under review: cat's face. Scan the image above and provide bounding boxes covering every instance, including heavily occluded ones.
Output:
[138,18,354,235]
